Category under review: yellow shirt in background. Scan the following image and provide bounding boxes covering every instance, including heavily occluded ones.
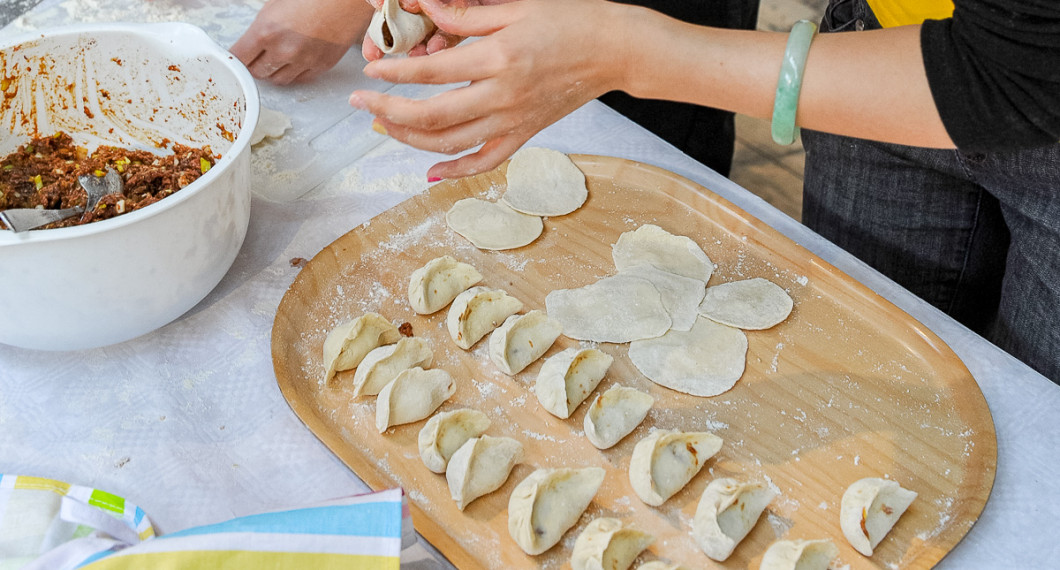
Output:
[867,0,955,27]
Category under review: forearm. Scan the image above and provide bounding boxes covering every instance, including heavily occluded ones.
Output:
[614,6,952,148]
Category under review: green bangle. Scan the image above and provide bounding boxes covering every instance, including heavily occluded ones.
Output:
[771,19,818,145]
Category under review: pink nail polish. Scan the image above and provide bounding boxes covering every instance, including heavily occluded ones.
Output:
[427,176,442,183]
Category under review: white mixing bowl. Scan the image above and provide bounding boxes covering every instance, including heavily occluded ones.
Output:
[0,23,259,350]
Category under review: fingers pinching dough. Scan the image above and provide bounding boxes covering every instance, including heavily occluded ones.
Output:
[375,366,455,432]
[418,408,491,474]
[321,312,400,386]
[571,517,655,570]
[367,0,436,55]
[629,429,723,506]
[408,255,482,315]
[447,286,524,349]
[446,435,524,510]
[508,467,606,555]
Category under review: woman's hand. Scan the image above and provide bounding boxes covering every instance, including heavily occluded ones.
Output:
[232,0,374,85]
[351,0,632,179]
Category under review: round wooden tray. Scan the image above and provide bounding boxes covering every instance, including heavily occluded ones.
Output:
[272,155,996,569]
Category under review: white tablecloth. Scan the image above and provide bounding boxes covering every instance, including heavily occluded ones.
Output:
[2,1,1058,568]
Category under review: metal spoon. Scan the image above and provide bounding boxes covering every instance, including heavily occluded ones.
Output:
[0,167,123,232]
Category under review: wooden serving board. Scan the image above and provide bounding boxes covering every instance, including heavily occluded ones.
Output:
[271,155,996,569]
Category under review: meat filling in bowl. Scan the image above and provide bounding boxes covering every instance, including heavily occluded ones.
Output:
[0,132,218,230]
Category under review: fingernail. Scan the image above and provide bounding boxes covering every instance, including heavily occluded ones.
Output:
[427,176,442,183]
[371,119,388,136]
[349,93,367,110]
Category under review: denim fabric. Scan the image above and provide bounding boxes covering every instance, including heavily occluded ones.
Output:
[600,0,762,176]
[801,0,1060,382]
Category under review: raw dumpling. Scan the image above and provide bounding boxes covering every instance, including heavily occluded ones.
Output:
[250,107,291,145]
[618,264,706,332]
[321,312,400,386]
[612,224,713,282]
[840,477,917,556]
[408,255,482,315]
[488,310,563,375]
[508,467,606,555]
[692,478,776,561]
[446,435,524,510]
[628,316,747,397]
[535,347,614,419]
[636,563,685,570]
[545,274,671,343]
[629,430,723,506]
[367,0,435,55]
[445,198,543,250]
[583,385,653,449]
[376,367,455,432]
[418,408,491,474]
[759,539,838,570]
[351,336,433,397]
[502,147,588,216]
[698,277,793,330]
[447,286,524,349]
[571,517,655,570]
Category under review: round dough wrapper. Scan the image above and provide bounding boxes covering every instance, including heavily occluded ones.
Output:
[698,277,793,330]
[545,274,671,343]
[502,147,588,216]
[446,198,543,250]
[612,224,713,282]
[629,316,747,397]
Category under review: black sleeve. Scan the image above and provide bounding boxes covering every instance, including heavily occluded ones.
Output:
[920,0,1060,151]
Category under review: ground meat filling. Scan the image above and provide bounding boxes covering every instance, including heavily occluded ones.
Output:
[0,132,217,230]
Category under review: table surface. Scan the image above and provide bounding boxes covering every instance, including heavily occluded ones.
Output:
[2,1,1058,568]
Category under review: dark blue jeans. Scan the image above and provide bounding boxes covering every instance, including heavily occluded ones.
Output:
[801,0,1060,382]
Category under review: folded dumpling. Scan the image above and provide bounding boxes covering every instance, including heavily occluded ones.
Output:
[321,313,400,386]
[692,477,776,561]
[376,367,455,432]
[488,310,563,375]
[583,385,653,449]
[629,430,723,506]
[508,467,606,555]
[636,562,685,570]
[759,539,838,570]
[446,435,524,510]
[351,336,433,397]
[839,477,917,556]
[447,286,524,349]
[571,517,655,570]
[535,347,614,419]
[408,255,482,315]
[418,408,491,474]
[367,0,435,55]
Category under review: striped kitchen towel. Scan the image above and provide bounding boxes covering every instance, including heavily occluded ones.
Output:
[0,473,412,570]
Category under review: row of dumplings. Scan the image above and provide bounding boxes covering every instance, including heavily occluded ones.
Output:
[404,253,781,565]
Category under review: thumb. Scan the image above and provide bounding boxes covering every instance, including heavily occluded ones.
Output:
[417,0,521,38]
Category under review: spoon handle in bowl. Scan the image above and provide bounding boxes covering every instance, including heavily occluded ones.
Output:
[0,207,83,233]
